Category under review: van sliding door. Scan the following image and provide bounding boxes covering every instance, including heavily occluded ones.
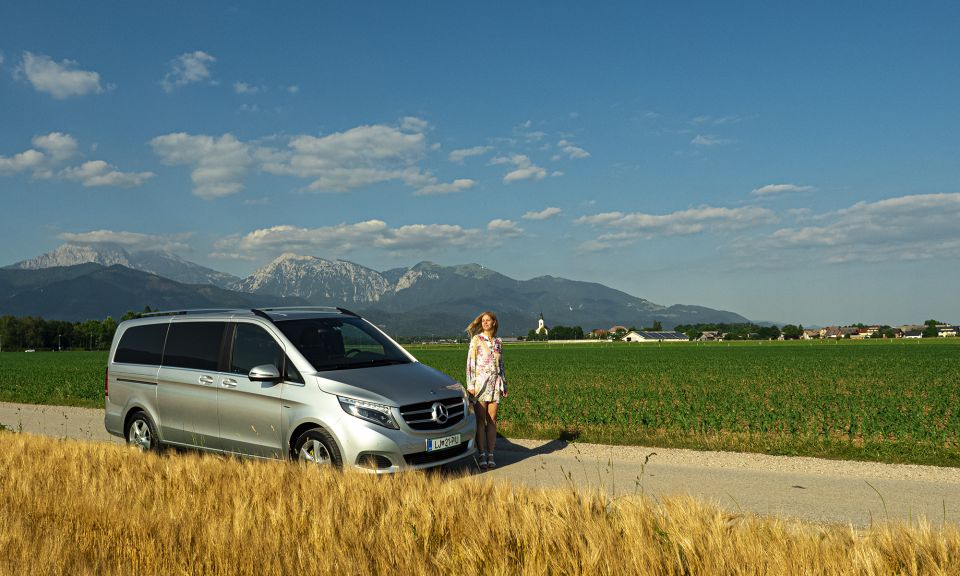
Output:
[157,320,227,451]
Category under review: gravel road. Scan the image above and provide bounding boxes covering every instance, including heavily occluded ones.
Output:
[3,401,957,527]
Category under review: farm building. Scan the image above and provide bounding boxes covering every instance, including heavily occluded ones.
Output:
[623,330,689,342]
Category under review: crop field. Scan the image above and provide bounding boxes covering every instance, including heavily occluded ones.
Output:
[3,432,960,575]
[413,339,960,466]
[0,351,105,407]
[2,339,959,466]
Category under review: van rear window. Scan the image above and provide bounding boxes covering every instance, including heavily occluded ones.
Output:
[114,323,169,365]
[162,321,227,371]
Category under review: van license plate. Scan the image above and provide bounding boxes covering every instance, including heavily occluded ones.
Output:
[427,434,461,452]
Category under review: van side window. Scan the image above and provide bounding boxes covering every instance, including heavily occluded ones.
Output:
[230,323,283,376]
[114,323,169,365]
[285,355,304,384]
[162,322,227,371]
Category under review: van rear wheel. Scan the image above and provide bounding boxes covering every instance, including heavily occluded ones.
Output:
[294,428,342,469]
[126,411,160,452]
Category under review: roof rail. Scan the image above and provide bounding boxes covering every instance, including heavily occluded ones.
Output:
[252,306,358,316]
[139,308,240,318]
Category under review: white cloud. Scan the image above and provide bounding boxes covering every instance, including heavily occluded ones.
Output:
[763,192,960,264]
[691,134,733,147]
[552,139,590,161]
[259,122,430,192]
[60,160,154,188]
[576,205,777,238]
[58,230,191,252]
[752,183,814,197]
[18,52,104,99]
[151,132,251,199]
[575,239,612,254]
[523,207,562,220]
[401,117,430,132]
[0,52,5,67]
[448,146,492,164]
[161,51,216,92]
[1,132,149,188]
[287,85,300,94]
[691,115,742,125]
[32,132,78,162]
[375,223,481,250]
[218,219,485,258]
[0,148,45,174]
[491,154,547,183]
[414,178,476,196]
[233,81,260,94]
[487,219,524,238]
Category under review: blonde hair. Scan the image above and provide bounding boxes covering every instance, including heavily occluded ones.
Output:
[466,311,499,337]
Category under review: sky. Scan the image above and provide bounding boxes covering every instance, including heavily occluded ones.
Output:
[1,1,959,327]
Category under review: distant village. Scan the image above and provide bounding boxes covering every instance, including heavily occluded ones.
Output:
[514,315,959,343]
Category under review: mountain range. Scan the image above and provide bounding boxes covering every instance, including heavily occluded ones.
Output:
[2,244,750,336]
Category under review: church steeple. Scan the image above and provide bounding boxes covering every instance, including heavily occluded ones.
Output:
[536,311,549,335]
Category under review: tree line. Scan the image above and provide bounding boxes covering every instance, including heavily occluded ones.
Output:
[0,308,153,351]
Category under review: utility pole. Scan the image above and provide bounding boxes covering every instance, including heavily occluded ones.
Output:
[58,333,62,352]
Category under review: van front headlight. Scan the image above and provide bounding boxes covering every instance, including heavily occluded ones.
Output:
[338,396,400,430]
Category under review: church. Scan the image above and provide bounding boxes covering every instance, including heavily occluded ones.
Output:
[535,312,549,336]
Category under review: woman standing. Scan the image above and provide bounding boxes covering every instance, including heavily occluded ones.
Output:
[466,311,507,469]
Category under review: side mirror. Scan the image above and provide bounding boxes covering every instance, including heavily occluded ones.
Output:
[249,364,282,382]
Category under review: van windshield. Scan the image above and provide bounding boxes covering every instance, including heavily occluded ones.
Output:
[275,317,411,372]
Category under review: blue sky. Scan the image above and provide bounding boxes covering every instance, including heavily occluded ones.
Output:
[1,1,959,327]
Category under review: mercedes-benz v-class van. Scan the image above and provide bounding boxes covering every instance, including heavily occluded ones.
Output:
[104,307,476,472]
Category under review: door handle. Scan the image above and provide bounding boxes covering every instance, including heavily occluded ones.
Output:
[199,375,214,385]
[221,378,238,388]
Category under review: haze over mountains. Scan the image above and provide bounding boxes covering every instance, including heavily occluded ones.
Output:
[2,244,750,336]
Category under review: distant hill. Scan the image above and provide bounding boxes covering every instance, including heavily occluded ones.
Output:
[7,243,240,287]
[234,256,750,335]
[0,265,307,321]
[1,248,751,335]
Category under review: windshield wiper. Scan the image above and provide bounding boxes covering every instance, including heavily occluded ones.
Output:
[363,358,410,367]
[313,358,409,372]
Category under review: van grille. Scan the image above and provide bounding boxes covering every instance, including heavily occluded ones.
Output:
[399,397,465,431]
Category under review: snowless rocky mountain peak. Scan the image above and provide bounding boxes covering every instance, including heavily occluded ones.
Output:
[8,243,239,286]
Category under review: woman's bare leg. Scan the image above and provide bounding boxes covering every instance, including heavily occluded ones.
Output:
[475,401,488,454]
[485,401,499,462]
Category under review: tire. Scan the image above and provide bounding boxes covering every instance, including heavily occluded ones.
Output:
[125,411,160,452]
[293,428,343,469]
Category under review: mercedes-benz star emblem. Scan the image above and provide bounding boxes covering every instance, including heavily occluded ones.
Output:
[431,402,449,424]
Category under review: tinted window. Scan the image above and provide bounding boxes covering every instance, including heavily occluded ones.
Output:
[230,323,283,376]
[276,317,410,371]
[162,321,226,371]
[114,323,169,365]
[285,356,303,384]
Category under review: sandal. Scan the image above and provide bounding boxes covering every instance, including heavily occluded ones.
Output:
[486,454,496,468]
[478,451,488,469]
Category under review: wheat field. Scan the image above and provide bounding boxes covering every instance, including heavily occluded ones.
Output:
[1,432,958,575]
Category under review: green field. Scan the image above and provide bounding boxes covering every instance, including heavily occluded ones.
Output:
[2,339,959,466]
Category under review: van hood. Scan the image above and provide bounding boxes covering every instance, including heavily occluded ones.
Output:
[312,361,465,406]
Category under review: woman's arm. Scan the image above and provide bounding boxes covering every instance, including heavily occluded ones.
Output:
[496,338,507,396]
[465,336,477,392]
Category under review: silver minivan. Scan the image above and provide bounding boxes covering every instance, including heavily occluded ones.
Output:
[104,307,476,472]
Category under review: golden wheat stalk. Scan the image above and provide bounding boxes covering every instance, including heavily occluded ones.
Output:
[1,432,958,575]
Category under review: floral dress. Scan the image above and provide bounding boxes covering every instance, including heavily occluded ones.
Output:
[466,334,506,403]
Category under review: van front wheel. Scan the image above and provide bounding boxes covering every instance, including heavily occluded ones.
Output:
[294,428,342,469]
[126,411,160,452]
